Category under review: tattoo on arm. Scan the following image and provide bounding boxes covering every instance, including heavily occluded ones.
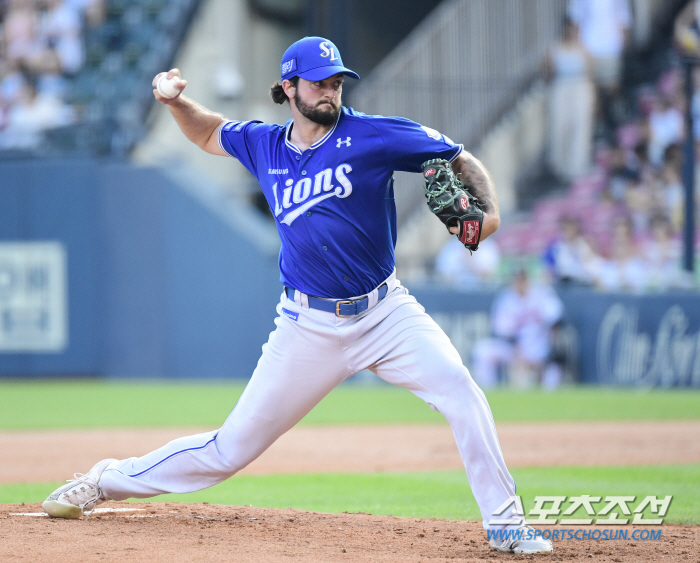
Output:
[452,151,499,217]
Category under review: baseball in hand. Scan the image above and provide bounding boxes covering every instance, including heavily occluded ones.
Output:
[157,74,182,99]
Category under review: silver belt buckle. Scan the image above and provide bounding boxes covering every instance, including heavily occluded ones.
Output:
[335,300,355,317]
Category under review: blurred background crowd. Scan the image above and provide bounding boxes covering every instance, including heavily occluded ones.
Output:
[0,0,103,148]
[437,0,699,295]
[0,0,198,154]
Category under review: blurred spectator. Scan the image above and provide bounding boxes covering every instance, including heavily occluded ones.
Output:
[544,17,595,181]
[623,178,653,234]
[632,141,654,184]
[42,0,85,76]
[0,0,92,149]
[67,0,106,28]
[656,143,684,230]
[435,237,501,288]
[3,0,63,77]
[543,216,600,285]
[568,0,631,135]
[3,0,40,67]
[647,96,684,168]
[568,0,631,90]
[673,0,700,57]
[0,73,75,148]
[643,214,689,290]
[472,270,565,389]
[593,215,648,292]
[607,143,643,200]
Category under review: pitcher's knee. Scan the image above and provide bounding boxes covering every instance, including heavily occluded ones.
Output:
[441,361,478,388]
[427,363,482,405]
[215,431,271,476]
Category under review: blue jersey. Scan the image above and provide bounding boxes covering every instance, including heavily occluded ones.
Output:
[219,106,462,298]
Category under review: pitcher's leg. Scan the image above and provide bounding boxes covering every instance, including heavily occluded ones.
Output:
[362,298,517,529]
[101,307,347,501]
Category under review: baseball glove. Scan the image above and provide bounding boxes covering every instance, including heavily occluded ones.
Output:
[421,158,484,251]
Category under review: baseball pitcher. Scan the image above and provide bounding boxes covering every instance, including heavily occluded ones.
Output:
[43,36,552,555]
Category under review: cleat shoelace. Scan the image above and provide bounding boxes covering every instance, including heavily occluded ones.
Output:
[60,472,103,516]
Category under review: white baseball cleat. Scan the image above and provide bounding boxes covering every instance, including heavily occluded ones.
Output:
[42,459,116,519]
[489,525,553,554]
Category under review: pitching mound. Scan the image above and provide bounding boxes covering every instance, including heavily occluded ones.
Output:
[2,503,697,562]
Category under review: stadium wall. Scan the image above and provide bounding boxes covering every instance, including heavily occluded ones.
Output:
[412,287,700,387]
[0,159,280,378]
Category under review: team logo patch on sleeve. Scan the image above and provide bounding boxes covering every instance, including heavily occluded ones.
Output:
[460,220,480,245]
[223,120,249,133]
[420,125,442,141]
[282,307,299,322]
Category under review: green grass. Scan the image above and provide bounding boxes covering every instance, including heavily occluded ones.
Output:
[4,465,697,525]
[0,381,699,429]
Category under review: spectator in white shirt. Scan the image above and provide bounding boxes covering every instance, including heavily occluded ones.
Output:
[569,0,632,137]
[544,18,596,180]
[643,214,691,290]
[568,0,632,89]
[647,96,684,168]
[0,75,75,149]
[544,216,600,285]
[593,215,648,292]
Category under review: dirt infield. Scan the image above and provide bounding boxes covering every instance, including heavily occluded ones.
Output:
[1,503,697,562]
[1,421,699,483]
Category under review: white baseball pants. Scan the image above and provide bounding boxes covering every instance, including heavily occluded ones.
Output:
[100,272,518,530]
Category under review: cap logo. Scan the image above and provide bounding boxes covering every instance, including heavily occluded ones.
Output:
[319,41,339,61]
[281,58,297,77]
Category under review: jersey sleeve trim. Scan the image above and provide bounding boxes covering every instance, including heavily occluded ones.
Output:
[448,144,464,163]
[218,122,235,158]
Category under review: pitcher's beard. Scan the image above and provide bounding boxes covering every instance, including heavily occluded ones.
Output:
[294,92,339,126]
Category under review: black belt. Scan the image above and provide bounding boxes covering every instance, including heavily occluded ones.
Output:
[285,283,389,317]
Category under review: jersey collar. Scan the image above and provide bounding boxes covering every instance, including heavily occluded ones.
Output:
[284,109,342,154]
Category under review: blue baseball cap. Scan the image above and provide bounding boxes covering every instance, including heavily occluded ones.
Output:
[280,36,360,82]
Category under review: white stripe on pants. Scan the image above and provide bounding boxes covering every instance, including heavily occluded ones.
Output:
[100,277,518,530]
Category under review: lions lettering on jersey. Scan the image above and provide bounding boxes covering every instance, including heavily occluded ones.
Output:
[271,164,352,225]
[218,106,463,298]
